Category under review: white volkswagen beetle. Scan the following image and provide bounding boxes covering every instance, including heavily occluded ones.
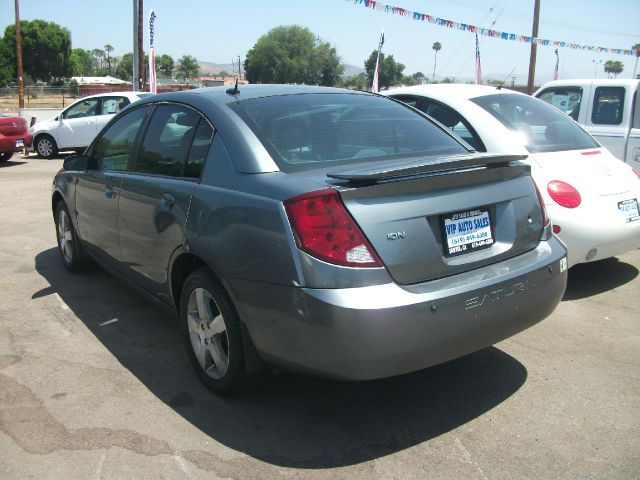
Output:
[384,84,640,267]
[30,91,152,159]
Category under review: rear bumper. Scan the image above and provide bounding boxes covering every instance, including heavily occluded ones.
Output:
[0,132,32,152]
[548,201,640,267]
[229,236,567,381]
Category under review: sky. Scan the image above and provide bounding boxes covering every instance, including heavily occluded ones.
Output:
[1,0,639,83]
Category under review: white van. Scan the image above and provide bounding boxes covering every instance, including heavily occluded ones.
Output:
[534,79,639,169]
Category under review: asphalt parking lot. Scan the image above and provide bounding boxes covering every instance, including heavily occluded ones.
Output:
[1,155,639,480]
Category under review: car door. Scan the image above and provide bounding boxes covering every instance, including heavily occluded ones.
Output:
[118,103,214,301]
[627,86,640,169]
[57,97,102,148]
[586,85,629,160]
[75,105,151,267]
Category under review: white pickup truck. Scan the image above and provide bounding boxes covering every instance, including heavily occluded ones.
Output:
[534,79,639,169]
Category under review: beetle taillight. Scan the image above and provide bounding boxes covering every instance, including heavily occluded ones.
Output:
[284,189,383,267]
[547,180,582,209]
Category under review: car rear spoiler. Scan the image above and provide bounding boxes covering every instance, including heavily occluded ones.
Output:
[326,153,528,183]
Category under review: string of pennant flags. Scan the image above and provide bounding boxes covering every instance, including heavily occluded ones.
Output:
[347,0,639,57]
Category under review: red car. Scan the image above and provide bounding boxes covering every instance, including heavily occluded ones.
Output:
[0,114,32,162]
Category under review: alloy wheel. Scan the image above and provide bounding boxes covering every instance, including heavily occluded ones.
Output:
[186,287,230,379]
[57,208,73,264]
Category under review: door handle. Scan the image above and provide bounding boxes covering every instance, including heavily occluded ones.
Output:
[161,193,175,207]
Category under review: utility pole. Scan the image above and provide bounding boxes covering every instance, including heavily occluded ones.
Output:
[138,0,144,91]
[14,0,24,108]
[526,0,540,95]
[133,0,139,91]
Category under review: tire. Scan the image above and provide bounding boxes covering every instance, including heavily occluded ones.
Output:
[54,201,87,273]
[0,152,13,162]
[35,134,58,159]
[180,268,250,395]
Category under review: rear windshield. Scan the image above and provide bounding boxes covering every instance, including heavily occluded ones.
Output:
[471,93,599,153]
[228,93,467,172]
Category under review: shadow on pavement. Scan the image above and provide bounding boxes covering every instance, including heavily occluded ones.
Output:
[563,256,638,301]
[0,160,27,168]
[34,247,527,468]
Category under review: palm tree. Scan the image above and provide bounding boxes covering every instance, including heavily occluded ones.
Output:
[632,43,640,79]
[92,49,105,72]
[604,60,624,78]
[104,44,114,75]
[432,42,442,83]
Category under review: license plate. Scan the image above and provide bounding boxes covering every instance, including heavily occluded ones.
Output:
[442,208,494,256]
[618,199,640,223]
[15,139,24,148]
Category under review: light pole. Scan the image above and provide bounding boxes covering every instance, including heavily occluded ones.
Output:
[593,59,602,79]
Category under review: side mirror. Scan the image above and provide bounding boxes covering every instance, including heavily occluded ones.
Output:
[63,154,89,171]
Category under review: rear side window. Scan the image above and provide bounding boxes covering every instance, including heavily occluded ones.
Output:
[228,93,467,172]
[184,121,214,178]
[537,87,583,121]
[92,106,150,171]
[101,96,130,115]
[471,93,598,153]
[136,105,200,177]
[592,87,625,125]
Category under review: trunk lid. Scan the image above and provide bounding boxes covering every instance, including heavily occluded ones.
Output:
[0,116,28,136]
[330,153,545,285]
[530,148,634,197]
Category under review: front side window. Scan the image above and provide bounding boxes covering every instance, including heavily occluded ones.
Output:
[135,105,201,177]
[228,93,467,172]
[537,87,583,121]
[592,87,625,125]
[471,93,598,153]
[92,106,150,171]
[64,98,100,119]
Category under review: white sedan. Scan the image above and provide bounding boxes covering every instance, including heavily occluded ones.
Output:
[30,91,152,159]
[384,84,640,268]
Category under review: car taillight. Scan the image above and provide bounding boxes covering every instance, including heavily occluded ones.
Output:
[547,180,581,209]
[284,188,383,267]
[633,169,640,180]
[534,183,550,227]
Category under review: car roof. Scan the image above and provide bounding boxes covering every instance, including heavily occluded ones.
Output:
[137,84,370,107]
[384,84,527,102]
[79,91,148,99]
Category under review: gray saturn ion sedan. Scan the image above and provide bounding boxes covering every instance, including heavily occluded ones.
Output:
[52,85,568,394]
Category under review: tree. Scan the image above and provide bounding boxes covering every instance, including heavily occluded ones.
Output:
[364,50,405,89]
[632,43,640,79]
[341,72,368,90]
[115,52,133,81]
[244,25,344,85]
[157,54,174,77]
[432,42,442,83]
[176,55,200,80]
[0,20,72,83]
[70,48,95,76]
[604,60,624,78]
[104,44,114,74]
[0,35,14,86]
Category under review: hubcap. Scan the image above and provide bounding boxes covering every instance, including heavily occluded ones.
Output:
[57,209,73,264]
[186,288,229,379]
[38,138,53,156]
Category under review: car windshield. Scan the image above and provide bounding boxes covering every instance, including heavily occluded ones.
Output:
[228,93,468,172]
[470,93,599,153]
